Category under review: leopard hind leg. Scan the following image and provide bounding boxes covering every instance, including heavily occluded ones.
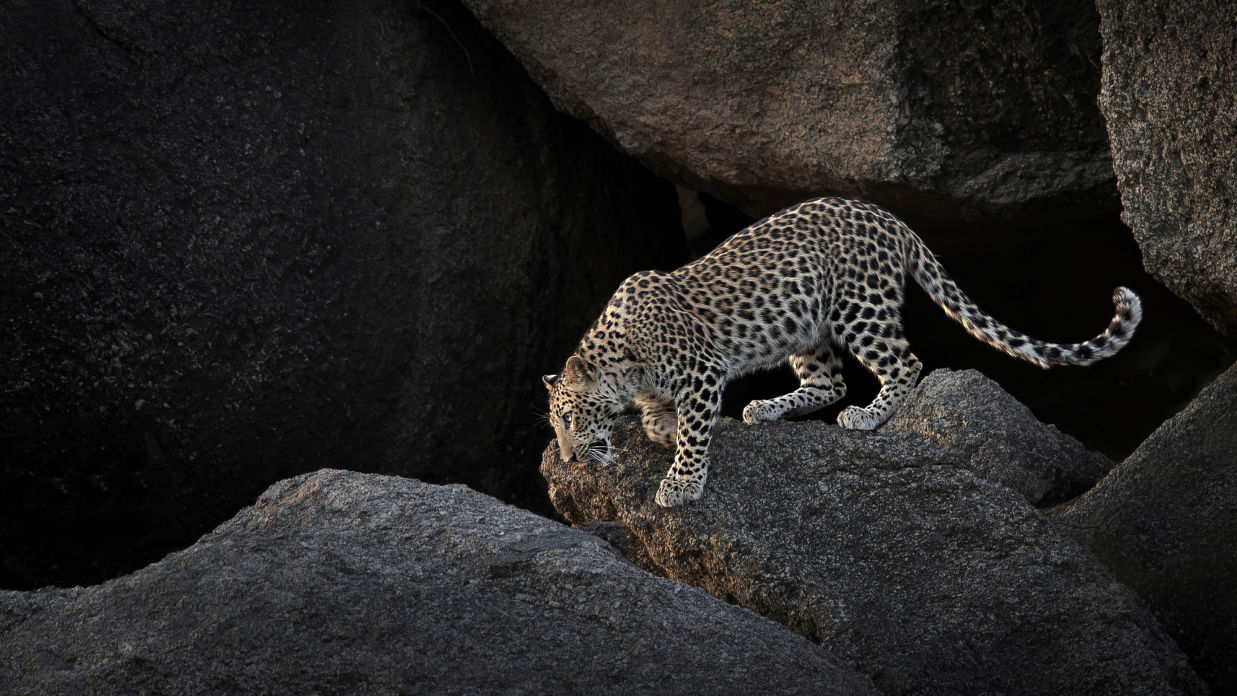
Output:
[742,342,848,424]
[834,320,922,431]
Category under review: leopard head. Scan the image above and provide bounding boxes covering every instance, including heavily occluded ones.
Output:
[543,355,620,465]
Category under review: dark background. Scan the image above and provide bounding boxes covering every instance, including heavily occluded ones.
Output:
[2,0,1232,591]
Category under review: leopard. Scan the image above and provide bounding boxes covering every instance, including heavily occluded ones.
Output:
[543,196,1142,507]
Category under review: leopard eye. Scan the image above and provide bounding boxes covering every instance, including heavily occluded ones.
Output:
[563,411,574,427]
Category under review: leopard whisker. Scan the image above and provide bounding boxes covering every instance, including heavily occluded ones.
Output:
[587,445,621,466]
[529,407,553,428]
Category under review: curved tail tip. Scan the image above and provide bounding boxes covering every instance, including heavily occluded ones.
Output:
[1113,286,1143,324]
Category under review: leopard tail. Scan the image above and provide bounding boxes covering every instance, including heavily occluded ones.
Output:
[904,232,1142,368]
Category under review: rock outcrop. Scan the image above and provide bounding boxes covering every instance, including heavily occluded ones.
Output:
[542,415,1206,695]
[0,470,878,695]
[1097,0,1237,336]
[0,0,681,587]
[884,369,1111,505]
[1054,361,1237,694]
[461,0,1115,219]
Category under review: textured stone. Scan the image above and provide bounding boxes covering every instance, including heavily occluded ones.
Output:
[543,416,1206,695]
[0,0,681,587]
[0,470,877,695]
[1097,0,1237,336]
[884,369,1111,505]
[1054,361,1237,694]
[462,0,1115,219]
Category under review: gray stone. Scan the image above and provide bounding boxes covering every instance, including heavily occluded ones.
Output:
[1053,361,1237,694]
[461,0,1115,219]
[543,416,1206,695]
[0,0,681,587]
[884,369,1112,505]
[1097,0,1237,336]
[0,470,877,695]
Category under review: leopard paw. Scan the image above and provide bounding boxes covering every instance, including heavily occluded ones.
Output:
[643,426,676,449]
[742,399,779,424]
[655,476,704,507]
[837,405,883,431]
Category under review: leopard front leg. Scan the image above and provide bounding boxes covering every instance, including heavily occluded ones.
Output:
[634,393,677,449]
[655,390,721,507]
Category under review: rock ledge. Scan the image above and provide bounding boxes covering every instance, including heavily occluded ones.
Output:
[543,414,1205,695]
[1,470,876,695]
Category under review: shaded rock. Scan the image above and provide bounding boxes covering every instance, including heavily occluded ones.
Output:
[1053,361,1237,694]
[543,416,1206,695]
[883,368,1112,506]
[1097,0,1237,336]
[0,0,681,588]
[462,0,1115,219]
[0,470,877,695]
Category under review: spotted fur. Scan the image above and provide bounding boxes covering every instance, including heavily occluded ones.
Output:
[544,197,1142,507]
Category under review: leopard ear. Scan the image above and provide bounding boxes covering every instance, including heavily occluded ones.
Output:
[542,374,558,390]
[562,355,599,387]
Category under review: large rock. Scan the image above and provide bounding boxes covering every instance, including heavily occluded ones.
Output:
[543,417,1206,695]
[0,470,876,694]
[884,369,1112,505]
[0,0,681,588]
[1097,0,1237,336]
[462,0,1115,219]
[1053,361,1237,694]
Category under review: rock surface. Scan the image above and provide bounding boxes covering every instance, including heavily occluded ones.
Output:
[884,369,1112,505]
[1097,0,1237,336]
[462,0,1115,219]
[1053,361,1237,694]
[0,0,681,587]
[0,470,878,695]
[543,416,1206,695]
